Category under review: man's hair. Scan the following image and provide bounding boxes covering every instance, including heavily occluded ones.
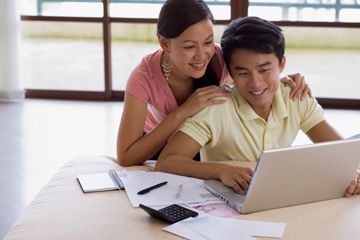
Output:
[157,0,214,38]
[221,16,285,68]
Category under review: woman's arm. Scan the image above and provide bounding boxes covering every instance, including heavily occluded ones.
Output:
[117,93,187,166]
[117,86,229,166]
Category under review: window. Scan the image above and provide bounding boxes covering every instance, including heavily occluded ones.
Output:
[22,21,104,91]
[20,0,360,108]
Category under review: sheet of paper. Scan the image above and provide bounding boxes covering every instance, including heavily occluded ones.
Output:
[163,220,208,240]
[182,215,286,239]
[164,216,254,240]
[121,171,221,207]
[182,216,255,240]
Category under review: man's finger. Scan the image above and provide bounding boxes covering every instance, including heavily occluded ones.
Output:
[231,181,243,193]
[354,177,360,195]
[354,184,360,195]
[345,179,357,197]
[234,176,249,191]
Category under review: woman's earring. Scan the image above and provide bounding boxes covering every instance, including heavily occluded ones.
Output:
[162,55,172,81]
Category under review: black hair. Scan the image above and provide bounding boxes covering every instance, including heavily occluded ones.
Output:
[157,0,220,88]
[157,0,214,38]
[221,16,285,69]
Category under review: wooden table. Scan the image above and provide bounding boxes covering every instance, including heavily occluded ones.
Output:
[4,155,360,240]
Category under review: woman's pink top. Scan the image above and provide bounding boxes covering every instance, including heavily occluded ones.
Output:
[126,45,228,133]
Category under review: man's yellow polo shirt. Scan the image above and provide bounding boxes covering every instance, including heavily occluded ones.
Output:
[180,83,325,162]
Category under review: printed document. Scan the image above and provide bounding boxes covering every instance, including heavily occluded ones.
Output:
[121,171,221,207]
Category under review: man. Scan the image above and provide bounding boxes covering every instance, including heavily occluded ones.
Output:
[155,16,359,197]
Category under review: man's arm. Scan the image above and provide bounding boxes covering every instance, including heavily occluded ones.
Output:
[306,120,342,143]
[155,132,253,193]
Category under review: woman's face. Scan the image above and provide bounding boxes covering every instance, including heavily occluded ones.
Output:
[162,18,215,80]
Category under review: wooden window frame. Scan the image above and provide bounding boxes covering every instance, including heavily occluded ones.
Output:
[21,0,360,109]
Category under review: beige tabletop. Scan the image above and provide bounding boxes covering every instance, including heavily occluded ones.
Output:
[4,155,360,240]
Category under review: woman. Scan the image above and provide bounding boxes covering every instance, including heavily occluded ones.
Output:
[117,0,309,166]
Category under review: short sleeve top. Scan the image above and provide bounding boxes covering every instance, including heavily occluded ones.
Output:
[125,45,228,133]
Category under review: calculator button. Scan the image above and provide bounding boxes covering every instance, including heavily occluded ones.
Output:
[159,204,198,223]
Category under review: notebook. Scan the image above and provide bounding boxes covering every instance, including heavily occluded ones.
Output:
[77,169,124,193]
[204,138,360,214]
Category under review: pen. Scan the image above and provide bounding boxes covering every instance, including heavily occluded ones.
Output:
[175,184,183,199]
[137,181,168,195]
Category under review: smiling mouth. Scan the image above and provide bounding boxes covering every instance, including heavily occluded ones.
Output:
[249,89,266,96]
[190,62,205,70]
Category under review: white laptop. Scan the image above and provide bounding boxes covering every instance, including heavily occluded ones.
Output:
[204,138,360,214]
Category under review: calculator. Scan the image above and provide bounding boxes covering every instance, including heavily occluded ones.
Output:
[139,204,198,224]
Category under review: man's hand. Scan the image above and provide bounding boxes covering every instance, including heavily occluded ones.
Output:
[344,168,360,197]
[219,165,254,194]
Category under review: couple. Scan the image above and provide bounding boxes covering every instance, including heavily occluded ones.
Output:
[117,0,359,197]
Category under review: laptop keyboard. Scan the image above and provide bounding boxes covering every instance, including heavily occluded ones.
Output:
[203,180,247,211]
[224,191,246,205]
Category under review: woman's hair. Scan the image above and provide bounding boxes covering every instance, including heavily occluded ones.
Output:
[157,0,214,38]
[157,0,220,88]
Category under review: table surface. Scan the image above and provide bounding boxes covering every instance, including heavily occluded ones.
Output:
[4,155,360,240]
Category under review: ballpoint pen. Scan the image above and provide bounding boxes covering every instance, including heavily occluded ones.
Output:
[137,181,168,195]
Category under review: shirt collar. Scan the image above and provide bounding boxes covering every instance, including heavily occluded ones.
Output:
[232,86,289,122]
[270,86,289,122]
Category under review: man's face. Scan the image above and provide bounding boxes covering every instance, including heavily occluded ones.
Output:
[228,49,285,116]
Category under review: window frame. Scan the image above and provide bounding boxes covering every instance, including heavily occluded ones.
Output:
[21,0,360,109]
